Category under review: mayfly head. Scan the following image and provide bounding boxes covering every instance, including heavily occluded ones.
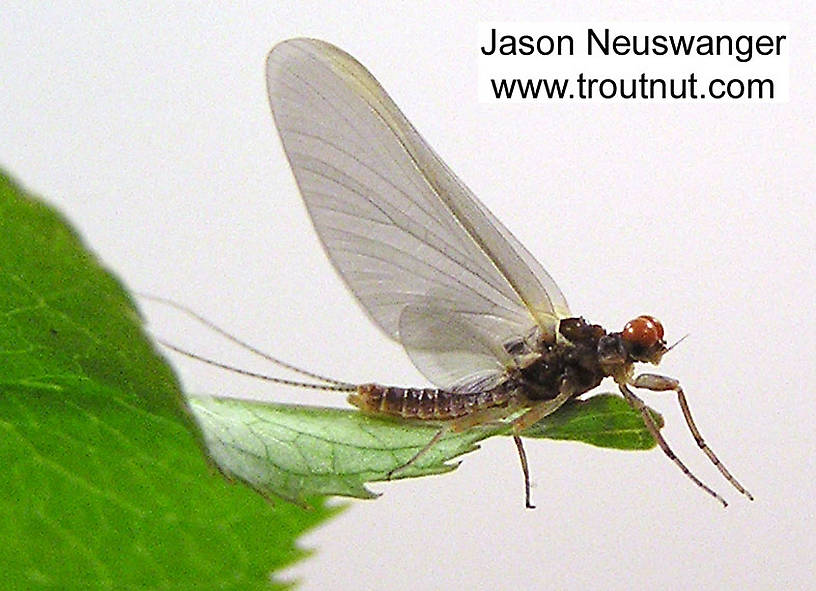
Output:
[620,315,668,365]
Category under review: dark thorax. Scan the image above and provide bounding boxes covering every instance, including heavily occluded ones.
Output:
[518,317,610,401]
[516,315,671,402]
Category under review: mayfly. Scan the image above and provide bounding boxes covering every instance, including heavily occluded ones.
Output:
[165,38,752,508]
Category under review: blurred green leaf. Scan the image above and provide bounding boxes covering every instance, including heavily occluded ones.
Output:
[0,171,337,590]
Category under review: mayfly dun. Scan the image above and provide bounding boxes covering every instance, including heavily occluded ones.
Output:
[162,38,752,508]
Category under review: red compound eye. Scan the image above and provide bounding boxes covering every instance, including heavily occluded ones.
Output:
[639,315,664,340]
[622,315,664,348]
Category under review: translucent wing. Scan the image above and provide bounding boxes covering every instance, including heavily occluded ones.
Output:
[266,38,570,389]
[397,304,513,393]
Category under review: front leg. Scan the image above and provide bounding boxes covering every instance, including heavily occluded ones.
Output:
[631,373,679,392]
[632,373,753,501]
[619,383,727,506]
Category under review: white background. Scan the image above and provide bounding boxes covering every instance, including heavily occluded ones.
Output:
[1,2,813,590]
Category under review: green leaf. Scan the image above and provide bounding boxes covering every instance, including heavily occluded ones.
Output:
[523,393,664,450]
[0,171,338,590]
[190,397,497,504]
[188,391,662,504]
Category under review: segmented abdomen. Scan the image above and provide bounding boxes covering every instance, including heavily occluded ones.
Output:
[349,383,513,420]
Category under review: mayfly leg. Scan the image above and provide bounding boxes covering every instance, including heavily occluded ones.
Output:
[386,406,517,480]
[513,435,534,509]
[386,426,448,480]
[632,373,754,501]
[508,385,573,509]
[619,383,728,507]
[510,386,574,433]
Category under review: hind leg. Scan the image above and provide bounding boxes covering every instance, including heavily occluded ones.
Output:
[386,406,517,479]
